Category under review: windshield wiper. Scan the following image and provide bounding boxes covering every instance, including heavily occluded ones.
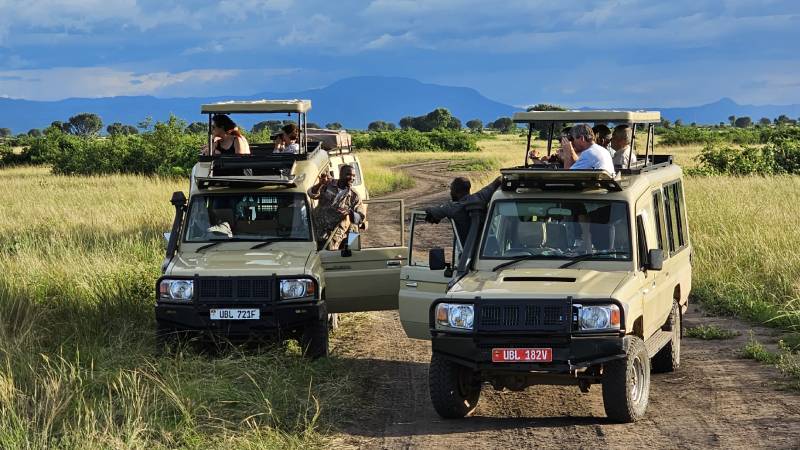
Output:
[558,251,629,269]
[492,254,558,272]
[196,238,241,252]
[250,239,279,250]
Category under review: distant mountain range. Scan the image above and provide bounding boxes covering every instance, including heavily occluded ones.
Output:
[0,76,798,133]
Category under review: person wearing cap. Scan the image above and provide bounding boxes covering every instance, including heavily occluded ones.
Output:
[559,124,615,175]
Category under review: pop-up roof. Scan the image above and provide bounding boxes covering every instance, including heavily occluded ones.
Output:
[201,99,312,114]
[513,110,661,123]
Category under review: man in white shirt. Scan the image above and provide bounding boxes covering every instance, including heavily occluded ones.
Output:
[559,124,615,176]
[609,124,636,168]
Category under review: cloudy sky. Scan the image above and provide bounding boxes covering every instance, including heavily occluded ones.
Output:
[0,0,798,107]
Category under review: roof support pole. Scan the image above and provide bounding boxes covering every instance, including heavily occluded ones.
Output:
[525,123,533,167]
[546,122,555,157]
[628,123,637,170]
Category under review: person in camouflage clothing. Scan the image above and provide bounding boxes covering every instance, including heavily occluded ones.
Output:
[308,165,366,250]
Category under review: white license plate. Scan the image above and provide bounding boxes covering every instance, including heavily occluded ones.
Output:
[209,308,260,320]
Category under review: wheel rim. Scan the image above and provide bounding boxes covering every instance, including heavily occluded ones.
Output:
[630,355,646,404]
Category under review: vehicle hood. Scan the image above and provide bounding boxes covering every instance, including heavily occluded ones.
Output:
[449,267,630,299]
[168,243,315,277]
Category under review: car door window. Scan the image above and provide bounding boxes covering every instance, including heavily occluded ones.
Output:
[408,214,460,267]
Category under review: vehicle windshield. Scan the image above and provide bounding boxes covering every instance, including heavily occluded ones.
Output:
[184,193,311,242]
[480,199,631,260]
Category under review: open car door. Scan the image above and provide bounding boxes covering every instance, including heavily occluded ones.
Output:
[321,199,406,313]
[399,210,461,339]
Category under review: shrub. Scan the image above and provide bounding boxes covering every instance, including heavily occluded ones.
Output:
[353,129,478,152]
[692,134,800,176]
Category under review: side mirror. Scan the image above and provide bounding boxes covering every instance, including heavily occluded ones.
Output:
[429,248,446,271]
[647,249,664,271]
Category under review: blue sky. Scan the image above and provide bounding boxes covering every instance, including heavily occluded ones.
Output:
[1,0,799,107]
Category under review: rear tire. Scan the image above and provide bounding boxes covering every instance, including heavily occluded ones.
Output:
[652,301,681,373]
[602,336,650,423]
[429,352,481,418]
[300,319,329,359]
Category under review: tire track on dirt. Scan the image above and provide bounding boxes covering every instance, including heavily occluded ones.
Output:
[332,160,800,449]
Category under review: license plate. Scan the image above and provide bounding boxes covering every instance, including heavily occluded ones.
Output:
[492,348,553,363]
[209,308,260,320]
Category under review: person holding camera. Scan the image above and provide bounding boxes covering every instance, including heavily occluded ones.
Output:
[274,123,300,154]
[308,165,366,250]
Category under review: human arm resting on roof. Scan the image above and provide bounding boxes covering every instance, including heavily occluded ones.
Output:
[471,176,502,205]
[425,202,461,223]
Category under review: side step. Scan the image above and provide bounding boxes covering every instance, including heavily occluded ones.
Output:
[645,329,672,358]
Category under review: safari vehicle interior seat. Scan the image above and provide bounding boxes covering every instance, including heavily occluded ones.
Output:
[514,219,545,249]
[544,223,569,249]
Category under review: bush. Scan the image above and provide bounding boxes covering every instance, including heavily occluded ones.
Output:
[45,116,204,177]
[352,129,478,152]
[691,131,800,175]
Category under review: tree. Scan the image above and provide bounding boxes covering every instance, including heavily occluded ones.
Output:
[774,114,797,125]
[27,128,42,137]
[728,115,736,127]
[759,117,771,126]
[399,116,414,130]
[185,122,206,134]
[307,122,321,129]
[368,120,395,131]
[466,119,483,132]
[734,116,752,128]
[396,108,462,132]
[674,118,683,127]
[659,118,672,129]
[107,122,139,136]
[0,128,12,138]
[325,122,343,130]
[491,117,514,133]
[67,113,103,136]
[526,103,566,112]
[252,120,283,134]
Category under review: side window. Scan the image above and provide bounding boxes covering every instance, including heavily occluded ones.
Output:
[636,215,648,270]
[652,190,665,252]
[673,181,688,247]
[408,214,460,268]
[663,185,676,253]
[359,199,404,249]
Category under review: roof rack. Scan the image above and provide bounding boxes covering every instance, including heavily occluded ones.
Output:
[500,167,623,192]
[512,110,660,124]
[201,99,311,114]
[194,154,298,189]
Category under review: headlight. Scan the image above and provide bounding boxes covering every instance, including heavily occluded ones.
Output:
[280,279,316,300]
[435,303,474,330]
[577,304,620,330]
[159,279,193,301]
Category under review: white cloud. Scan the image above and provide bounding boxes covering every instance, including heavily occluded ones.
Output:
[0,67,241,100]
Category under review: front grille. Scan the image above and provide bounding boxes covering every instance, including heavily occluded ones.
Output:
[478,300,570,332]
[197,277,274,302]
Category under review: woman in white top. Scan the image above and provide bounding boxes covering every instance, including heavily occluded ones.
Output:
[274,123,300,154]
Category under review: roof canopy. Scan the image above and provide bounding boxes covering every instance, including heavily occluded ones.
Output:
[201,99,312,114]
[513,110,661,123]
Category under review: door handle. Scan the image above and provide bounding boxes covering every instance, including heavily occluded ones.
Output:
[406,282,418,288]
[386,260,401,267]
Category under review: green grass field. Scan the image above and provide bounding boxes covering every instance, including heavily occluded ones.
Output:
[1,136,799,446]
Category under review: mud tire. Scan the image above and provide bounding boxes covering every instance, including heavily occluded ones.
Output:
[300,319,329,359]
[429,352,481,419]
[602,336,650,423]
[652,301,681,373]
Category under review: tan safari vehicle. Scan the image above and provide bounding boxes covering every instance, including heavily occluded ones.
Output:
[156,100,406,357]
[398,111,691,422]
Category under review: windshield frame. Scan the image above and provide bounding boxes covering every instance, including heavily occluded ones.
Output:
[181,192,314,244]
[477,198,633,262]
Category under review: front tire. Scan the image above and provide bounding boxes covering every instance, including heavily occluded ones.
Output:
[651,301,681,373]
[602,336,650,423]
[300,319,329,359]
[429,352,481,418]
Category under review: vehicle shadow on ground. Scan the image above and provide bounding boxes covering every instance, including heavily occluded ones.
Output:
[329,356,610,438]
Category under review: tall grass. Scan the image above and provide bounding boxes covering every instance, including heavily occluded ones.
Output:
[0,167,354,448]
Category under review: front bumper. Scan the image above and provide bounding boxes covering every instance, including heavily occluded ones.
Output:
[430,297,627,373]
[432,333,625,373]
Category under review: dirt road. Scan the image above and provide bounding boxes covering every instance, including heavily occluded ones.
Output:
[332,161,800,449]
